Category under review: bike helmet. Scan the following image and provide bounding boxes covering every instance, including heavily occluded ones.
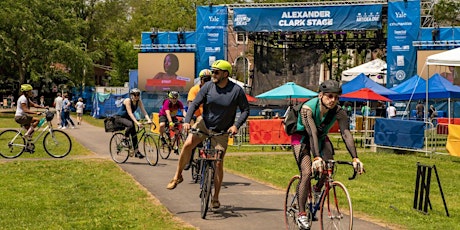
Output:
[199,69,212,78]
[20,84,33,92]
[168,91,179,99]
[211,60,232,74]
[130,88,141,95]
[319,80,342,94]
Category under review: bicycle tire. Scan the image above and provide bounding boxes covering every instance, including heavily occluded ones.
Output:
[142,134,159,166]
[158,133,171,159]
[0,129,25,159]
[190,148,200,183]
[200,164,213,219]
[43,129,72,158]
[109,133,129,163]
[173,133,186,155]
[284,175,303,230]
[319,181,353,230]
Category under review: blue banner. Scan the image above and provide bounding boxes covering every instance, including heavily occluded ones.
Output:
[233,5,382,32]
[386,0,420,88]
[196,6,228,78]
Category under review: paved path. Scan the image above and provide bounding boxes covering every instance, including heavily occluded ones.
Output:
[65,120,392,230]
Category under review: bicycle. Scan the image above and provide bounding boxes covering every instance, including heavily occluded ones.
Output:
[190,128,228,219]
[109,121,159,166]
[158,120,185,159]
[0,110,72,158]
[284,160,358,230]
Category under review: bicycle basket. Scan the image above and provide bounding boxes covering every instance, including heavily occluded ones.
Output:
[45,111,55,121]
[104,116,124,132]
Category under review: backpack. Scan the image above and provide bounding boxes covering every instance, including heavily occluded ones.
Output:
[283,103,305,135]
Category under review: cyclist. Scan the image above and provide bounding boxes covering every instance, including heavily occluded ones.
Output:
[14,84,47,138]
[166,60,250,210]
[158,91,187,145]
[114,88,152,159]
[292,80,364,229]
[183,68,212,170]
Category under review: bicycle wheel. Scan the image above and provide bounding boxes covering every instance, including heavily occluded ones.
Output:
[109,133,129,163]
[173,133,186,155]
[284,175,302,230]
[158,133,171,159]
[190,148,200,183]
[200,164,213,219]
[319,181,353,230]
[0,129,25,159]
[43,129,72,158]
[142,134,158,166]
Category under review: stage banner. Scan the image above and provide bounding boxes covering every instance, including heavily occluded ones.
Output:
[386,0,420,88]
[233,5,382,32]
[196,6,228,78]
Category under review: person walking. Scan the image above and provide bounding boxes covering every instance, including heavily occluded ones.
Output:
[54,93,63,128]
[291,80,364,229]
[60,93,75,129]
[387,103,397,118]
[75,97,85,125]
[166,60,250,210]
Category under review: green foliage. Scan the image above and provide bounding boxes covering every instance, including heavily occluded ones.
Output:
[434,0,460,26]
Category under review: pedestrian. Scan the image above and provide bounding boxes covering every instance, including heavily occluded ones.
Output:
[61,93,75,129]
[75,97,85,125]
[54,93,63,128]
[166,60,250,210]
[416,100,424,121]
[39,95,45,107]
[387,103,397,118]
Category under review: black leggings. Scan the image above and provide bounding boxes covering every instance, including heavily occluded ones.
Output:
[115,117,138,150]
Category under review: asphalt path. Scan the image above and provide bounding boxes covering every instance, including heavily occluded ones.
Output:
[66,120,392,230]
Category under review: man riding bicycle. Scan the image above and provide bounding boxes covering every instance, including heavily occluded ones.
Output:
[14,84,47,139]
[166,60,250,210]
[114,88,152,159]
[292,80,364,229]
[158,91,187,145]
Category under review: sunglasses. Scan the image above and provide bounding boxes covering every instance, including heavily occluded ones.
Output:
[324,93,339,100]
[201,75,212,79]
[212,70,222,75]
[132,93,140,96]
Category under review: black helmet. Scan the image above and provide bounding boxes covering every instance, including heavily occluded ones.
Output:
[319,80,342,94]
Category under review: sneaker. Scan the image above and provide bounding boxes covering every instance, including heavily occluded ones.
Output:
[166,176,183,190]
[135,151,145,159]
[121,138,130,148]
[211,200,220,209]
[297,213,311,230]
[61,126,67,130]
[71,126,75,129]
[57,125,62,129]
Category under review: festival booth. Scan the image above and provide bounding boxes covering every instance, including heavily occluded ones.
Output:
[341,59,387,85]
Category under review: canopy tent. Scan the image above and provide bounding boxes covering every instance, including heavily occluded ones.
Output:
[341,59,387,85]
[341,88,391,102]
[388,74,460,101]
[256,82,318,100]
[426,47,460,67]
[341,73,396,96]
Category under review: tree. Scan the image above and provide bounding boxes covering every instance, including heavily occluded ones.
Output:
[433,0,460,26]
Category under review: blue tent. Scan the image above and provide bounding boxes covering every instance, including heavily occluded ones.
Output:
[341,73,396,97]
[388,73,460,100]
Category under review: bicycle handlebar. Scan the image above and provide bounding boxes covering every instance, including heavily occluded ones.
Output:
[335,161,359,180]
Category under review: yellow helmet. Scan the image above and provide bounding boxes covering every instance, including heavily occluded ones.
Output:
[20,84,33,92]
[211,60,232,74]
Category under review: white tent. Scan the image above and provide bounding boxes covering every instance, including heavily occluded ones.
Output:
[341,58,387,85]
[426,47,460,66]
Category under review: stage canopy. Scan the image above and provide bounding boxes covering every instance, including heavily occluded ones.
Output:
[341,59,386,84]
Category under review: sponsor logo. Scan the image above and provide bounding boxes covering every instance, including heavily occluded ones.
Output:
[395,70,406,81]
[209,16,219,22]
[205,47,221,53]
[395,11,407,18]
[394,30,406,35]
[234,14,251,26]
[356,12,380,22]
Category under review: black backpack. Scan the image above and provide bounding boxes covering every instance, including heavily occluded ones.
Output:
[282,103,305,135]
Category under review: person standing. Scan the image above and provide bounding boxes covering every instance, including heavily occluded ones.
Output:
[387,103,397,118]
[361,102,371,116]
[114,88,152,158]
[54,93,63,128]
[291,80,364,229]
[14,84,46,138]
[166,60,250,210]
[75,97,85,125]
[39,95,45,107]
[416,100,424,121]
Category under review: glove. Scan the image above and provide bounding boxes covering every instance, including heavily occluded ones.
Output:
[169,121,174,127]
[311,157,324,174]
[353,158,364,174]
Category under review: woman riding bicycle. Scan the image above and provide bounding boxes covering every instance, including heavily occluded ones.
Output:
[114,88,152,159]
[14,84,47,138]
[158,91,186,145]
[292,80,364,229]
